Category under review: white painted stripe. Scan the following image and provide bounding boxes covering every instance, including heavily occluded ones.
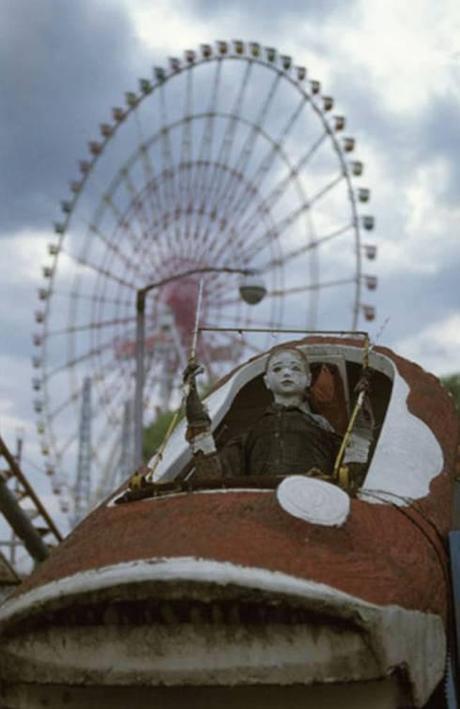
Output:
[0,556,446,706]
[0,555,437,624]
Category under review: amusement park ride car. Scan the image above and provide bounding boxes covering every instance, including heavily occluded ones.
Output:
[2,39,459,709]
[0,334,459,709]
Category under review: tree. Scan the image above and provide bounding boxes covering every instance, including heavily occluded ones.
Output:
[441,374,460,415]
[142,410,178,460]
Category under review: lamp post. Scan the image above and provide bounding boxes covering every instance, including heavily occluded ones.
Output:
[133,266,266,468]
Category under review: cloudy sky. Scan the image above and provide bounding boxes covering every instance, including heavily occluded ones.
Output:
[1,0,460,542]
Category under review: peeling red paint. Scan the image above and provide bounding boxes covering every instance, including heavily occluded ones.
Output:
[12,340,458,625]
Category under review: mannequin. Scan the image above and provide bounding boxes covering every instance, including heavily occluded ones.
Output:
[184,347,341,481]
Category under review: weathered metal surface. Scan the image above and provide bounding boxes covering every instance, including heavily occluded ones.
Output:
[0,339,456,708]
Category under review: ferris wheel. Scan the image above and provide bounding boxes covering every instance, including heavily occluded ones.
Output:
[32,40,377,527]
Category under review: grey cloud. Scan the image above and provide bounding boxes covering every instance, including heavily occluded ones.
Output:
[1,0,152,235]
[374,264,458,347]
[413,93,460,206]
[188,0,355,45]
[191,0,349,22]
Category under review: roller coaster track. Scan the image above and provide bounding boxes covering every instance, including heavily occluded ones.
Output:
[0,435,62,565]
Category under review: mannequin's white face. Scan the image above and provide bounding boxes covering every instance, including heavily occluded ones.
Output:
[263,350,311,403]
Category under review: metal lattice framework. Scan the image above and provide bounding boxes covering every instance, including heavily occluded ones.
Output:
[31,40,377,527]
[0,435,62,570]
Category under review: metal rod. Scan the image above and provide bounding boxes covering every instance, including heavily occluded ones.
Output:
[199,326,368,336]
[133,289,146,469]
[190,277,205,362]
[142,266,255,298]
[268,276,358,297]
[333,334,370,480]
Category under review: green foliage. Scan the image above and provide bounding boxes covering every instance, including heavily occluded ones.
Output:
[441,374,460,414]
[142,410,178,460]
[142,382,211,460]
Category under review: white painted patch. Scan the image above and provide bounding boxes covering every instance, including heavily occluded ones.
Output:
[189,432,216,455]
[0,557,445,706]
[277,476,350,526]
[361,368,444,502]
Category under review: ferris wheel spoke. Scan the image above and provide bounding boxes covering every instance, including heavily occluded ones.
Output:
[46,388,81,423]
[258,133,329,233]
[96,195,156,277]
[74,182,147,279]
[158,86,177,206]
[202,331,241,362]
[62,251,136,290]
[188,162,247,259]
[181,66,194,164]
[217,72,283,219]
[143,366,180,414]
[267,276,358,297]
[45,335,124,380]
[119,172,171,275]
[156,85,180,256]
[86,219,151,283]
[46,314,135,338]
[234,98,309,225]
[195,60,222,175]
[307,172,345,208]
[130,111,164,243]
[191,60,223,227]
[91,381,131,428]
[198,337,219,382]
[126,172,176,267]
[87,265,133,349]
[233,71,282,174]
[203,128,311,268]
[139,153,169,237]
[132,109,166,222]
[132,127,171,255]
[52,429,80,464]
[238,172,347,265]
[93,406,124,451]
[90,379,128,431]
[234,130,328,245]
[260,221,354,272]
[203,207,274,270]
[132,109,159,199]
[48,288,132,309]
[245,96,308,199]
[203,61,254,217]
[178,68,194,234]
[238,197,319,264]
[52,390,121,468]
[91,431,128,503]
[118,169,160,254]
[193,170,271,267]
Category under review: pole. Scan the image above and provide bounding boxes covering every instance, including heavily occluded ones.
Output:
[132,266,258,471]
[190,277,205,363]
[134,288,146,468]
